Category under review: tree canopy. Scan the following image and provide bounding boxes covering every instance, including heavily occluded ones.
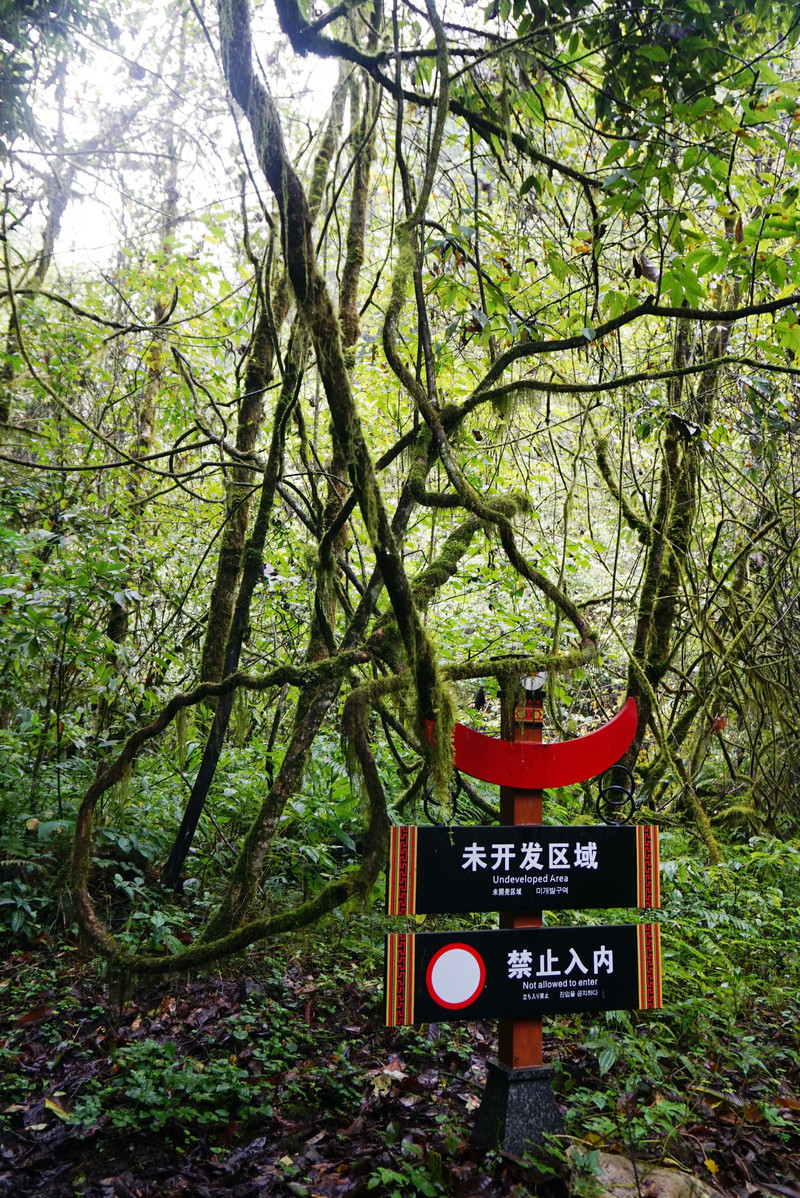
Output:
[2,0,800,972]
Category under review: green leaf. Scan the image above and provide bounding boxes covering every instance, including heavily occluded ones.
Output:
[637,44,669,63]
[546,252,569,282]
[602,141,628,167]
[598,1046,618,1074]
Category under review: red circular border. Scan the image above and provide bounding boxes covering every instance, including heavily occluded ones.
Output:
[425,943,486,1010]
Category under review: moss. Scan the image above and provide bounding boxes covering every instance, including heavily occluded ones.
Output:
[491,391,515,420]
[444,646,595,683]
[339,77,377,348]
[199,293,287,684]
[111,866,377,977]
[307,80,346,223]
[410,517,481,609]
[425,669,456,806]
[593,428,650,543]
[485,492,529,519]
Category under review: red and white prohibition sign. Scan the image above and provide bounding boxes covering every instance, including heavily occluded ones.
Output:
[425,943,486,1010]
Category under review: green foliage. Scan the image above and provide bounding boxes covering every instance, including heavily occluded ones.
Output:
[582,0,800,125]
[0,0,94,148]
[663,835,800,1019]
[0,875,51,939]
[15,933,382,1152]
[0,783,74,941]
[560,834,800,1159]
[367,1159,447,1196]
[75,1038,254,1138]
[271,730,369,894]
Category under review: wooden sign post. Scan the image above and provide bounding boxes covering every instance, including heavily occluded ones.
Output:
[383,689,661,1155]
[499,684,544,1070]
[472,681,559,1151]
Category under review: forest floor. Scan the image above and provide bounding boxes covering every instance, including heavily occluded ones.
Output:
[1,932,798,1198]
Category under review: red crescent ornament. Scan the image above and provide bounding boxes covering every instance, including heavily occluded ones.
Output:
[428,697,638,789]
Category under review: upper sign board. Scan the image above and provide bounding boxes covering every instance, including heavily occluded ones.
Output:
[387,824,659,915]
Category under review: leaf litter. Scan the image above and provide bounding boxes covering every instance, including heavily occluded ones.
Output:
[0,941,797,1197]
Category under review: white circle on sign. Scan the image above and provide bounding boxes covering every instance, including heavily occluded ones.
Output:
[426,943,486,1010]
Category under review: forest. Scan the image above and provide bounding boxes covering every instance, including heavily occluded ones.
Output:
[1,0,799,1192]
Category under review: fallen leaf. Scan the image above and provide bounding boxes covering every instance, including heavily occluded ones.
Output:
[219,1117,238,1148]
[111,1174,141,1198]
[44,1097,71,1121]
[15,1006,53,1025]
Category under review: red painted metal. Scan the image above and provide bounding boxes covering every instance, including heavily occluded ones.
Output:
[430,697,637,788]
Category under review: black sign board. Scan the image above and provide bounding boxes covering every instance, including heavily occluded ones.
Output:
[387,825,659,915]
[385,924,662,1026]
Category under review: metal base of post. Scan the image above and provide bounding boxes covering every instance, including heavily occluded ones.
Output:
[471,1061,563,1156]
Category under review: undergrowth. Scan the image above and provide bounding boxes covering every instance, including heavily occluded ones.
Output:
[2,751,799,1197]
[556,833,800,1174]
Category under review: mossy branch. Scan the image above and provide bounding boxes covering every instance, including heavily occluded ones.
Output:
[592,425,651,544]
[217,0,455,811]
[462,292,800,405]
[498,524,595,646]
[607,620,721,864]
[89,743,389,977]
[69,650,370,956]
[443,647,597,682]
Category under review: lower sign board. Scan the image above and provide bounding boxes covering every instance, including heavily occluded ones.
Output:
[384,924,662,1026]
[387,825,659,915]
